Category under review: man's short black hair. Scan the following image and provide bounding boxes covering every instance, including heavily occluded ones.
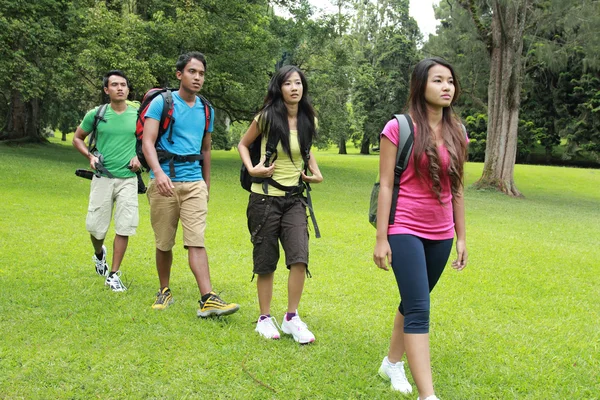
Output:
[176,52,207,72]
[103,70,130,89]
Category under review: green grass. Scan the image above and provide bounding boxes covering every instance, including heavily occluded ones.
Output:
[1,137,599,399]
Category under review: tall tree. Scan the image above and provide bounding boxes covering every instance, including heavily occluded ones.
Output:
[0,0,72,142]
[424,0,489,115]
[525,0,600,163]
[459,0,532,196]
[306,1,354,153]
[0,0,283,144]
[350,0,420,154]
[430,0,600,167]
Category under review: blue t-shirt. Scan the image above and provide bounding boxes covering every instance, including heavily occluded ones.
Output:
[146,91,214,182]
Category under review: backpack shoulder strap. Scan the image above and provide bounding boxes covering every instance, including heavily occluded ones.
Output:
[261,131,281,194]
[88,103,109,153]
[262,111,280,162]
[388,114,415,225]
[95,103,109,121]
[197,94,212,135]
[300,138,320,239]
[393,114,415,172]
[161,89,175,144]
[264,130,280,155]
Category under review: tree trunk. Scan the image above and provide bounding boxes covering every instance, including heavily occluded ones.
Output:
[545,146,552,163]
[360,135,370,154]
[1,90,44,143]
[473,0,530,197]
[338,137,347,154]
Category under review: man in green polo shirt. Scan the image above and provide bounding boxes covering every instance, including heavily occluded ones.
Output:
[72,70,140,292]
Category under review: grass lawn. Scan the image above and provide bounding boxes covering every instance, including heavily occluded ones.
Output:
[0,137,598,399]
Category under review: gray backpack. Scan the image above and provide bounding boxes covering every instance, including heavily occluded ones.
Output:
[368,114,415,228]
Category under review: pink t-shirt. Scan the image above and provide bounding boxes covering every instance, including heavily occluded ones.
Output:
[381,118,455,240]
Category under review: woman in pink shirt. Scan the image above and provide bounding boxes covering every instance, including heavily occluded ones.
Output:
[373,57,468,400]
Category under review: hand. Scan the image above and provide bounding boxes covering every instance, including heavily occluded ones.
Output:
[451,239,467,271]
[301,169,323,184]
[301,160,323,184]
[154,170,174,197]
[250,155,275,178]
[89,155,99,171]
[129,156,141,172]
[373,239,392,271]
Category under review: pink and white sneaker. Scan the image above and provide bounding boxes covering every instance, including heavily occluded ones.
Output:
[281,312,315,344]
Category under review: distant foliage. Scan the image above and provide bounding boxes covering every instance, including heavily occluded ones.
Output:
[464,114,487,162]
[2,0,597,167]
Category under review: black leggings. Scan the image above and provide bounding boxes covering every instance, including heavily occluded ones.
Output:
[389,234,453,334]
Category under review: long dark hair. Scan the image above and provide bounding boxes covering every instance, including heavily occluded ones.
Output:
[258,65,317,162]
[407,57,467,202]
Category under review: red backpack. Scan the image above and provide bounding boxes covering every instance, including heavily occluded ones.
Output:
[135,88,211,177]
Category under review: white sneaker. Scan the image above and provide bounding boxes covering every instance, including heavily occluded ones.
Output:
[378,356,412,394]
[105,271,127,292]
[281,313,315,344]
[93,245,109,276]
[255,316,280,339]
[418,396,440,400]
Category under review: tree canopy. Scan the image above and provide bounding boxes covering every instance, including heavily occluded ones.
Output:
[1,0,598,181]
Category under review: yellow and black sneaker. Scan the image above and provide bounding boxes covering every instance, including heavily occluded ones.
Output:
[151,287,174,310]
[197,291,240,318]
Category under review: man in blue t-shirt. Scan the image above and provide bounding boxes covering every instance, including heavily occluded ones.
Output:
[142,51,239,317]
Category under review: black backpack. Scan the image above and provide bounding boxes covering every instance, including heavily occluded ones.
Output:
[240,130,287,193]
[240,130,321,238]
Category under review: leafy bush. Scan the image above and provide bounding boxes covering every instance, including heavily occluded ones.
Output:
[464,113,487,162]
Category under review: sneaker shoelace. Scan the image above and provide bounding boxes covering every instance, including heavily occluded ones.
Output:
[289,316,309,331]
[155,289,170,304]
[264,317,281,337]
[108,272,126,290]
[95,256,107,269]
[259,316,281,331]
[204,292,227,306]
[270,317,281,331]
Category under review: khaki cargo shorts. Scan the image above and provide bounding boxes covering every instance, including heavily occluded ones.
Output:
[147,180,208,251]
[86,176,139,240]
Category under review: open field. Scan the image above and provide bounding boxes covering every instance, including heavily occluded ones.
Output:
[0,138,599,399]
